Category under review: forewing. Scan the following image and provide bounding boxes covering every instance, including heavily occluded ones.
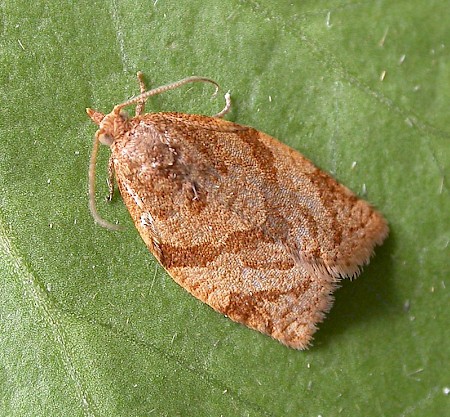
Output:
[111,113,387,348]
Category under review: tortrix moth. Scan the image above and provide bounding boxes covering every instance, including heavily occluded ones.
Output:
[86,72,388,349]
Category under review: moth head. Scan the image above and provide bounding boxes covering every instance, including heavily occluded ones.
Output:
[86,107,129,147]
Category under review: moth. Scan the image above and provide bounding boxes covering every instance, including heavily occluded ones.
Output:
[86,72,388,349]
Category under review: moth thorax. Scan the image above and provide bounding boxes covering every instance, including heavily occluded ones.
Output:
[147,141,176,170]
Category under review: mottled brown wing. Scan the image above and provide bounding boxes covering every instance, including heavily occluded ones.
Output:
[111,112,388,349]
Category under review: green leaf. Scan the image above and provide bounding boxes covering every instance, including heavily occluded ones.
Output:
[1,1,448,416]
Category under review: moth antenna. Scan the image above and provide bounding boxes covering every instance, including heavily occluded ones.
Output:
[113,76,222,113]
[89,133,122,231]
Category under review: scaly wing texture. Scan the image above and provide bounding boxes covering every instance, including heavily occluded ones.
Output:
[111,112,388,349]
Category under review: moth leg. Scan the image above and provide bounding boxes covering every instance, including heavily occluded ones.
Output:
[107,155,115,202]
[191,182,199,200]
[135,71,147,116]
[213,90,232,118]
